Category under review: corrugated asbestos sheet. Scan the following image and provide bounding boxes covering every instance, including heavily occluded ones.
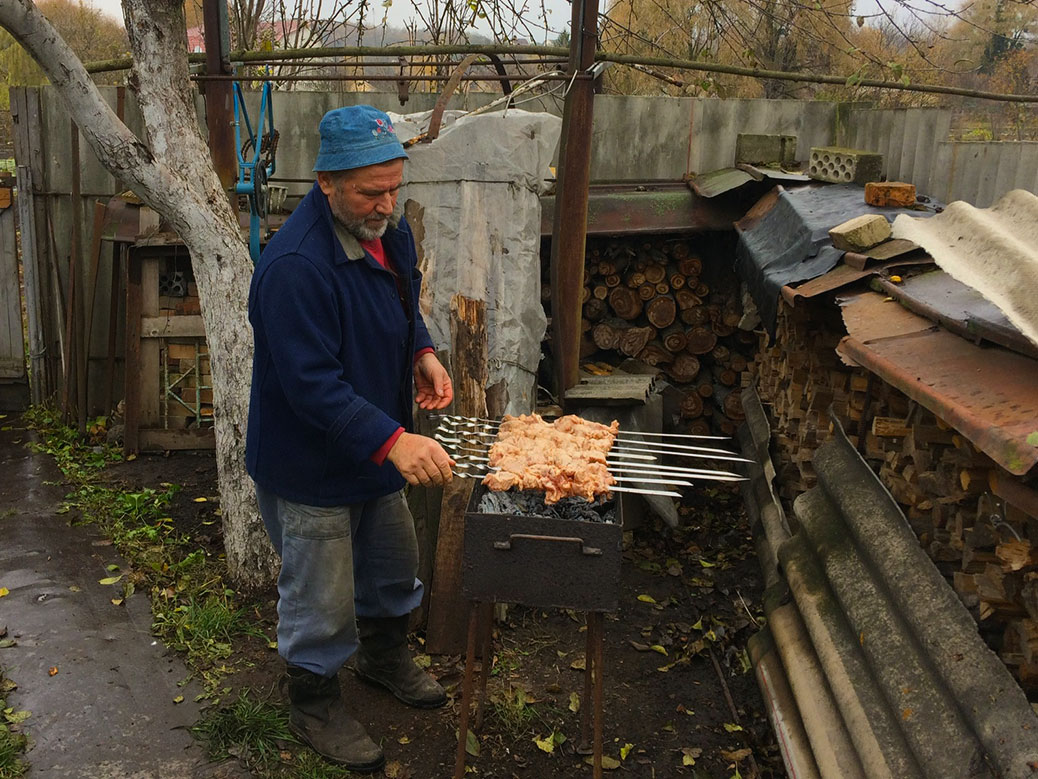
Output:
[892,189,1038,349]
[836,291,1038,475]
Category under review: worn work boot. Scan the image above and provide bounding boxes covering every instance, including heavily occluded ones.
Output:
[285,665,385,773]
[354,615,448,709]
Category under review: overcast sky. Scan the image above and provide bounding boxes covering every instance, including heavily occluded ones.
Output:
[81,0,575,42]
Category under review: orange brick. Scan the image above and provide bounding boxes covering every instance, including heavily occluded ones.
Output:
[865,181,916,208]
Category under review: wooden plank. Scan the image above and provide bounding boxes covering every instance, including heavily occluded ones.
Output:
[0,207,24,379]
[138,427,215,451]
[427,294,488,655]
[123,251,142,453]
[140,315,206,338]
[140,255,161,427]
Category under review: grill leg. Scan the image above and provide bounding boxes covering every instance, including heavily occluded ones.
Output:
[592,610,605,779]
[474,601,494,731]
[454,601,482,779]
[577,611,595,755]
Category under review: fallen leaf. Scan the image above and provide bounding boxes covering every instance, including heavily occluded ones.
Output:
[173,695,184,704]
[722,748,752,762]
[691,618,703,630]
[193,497,208,503]
[902,708,913,720]
[570,657,586,671]
[681,747,702,766]
[126,453,136,461]
[585,755,621,770]
[0,587,8,598]
[48,666,59,676]
[68,585,81,592]
[620,743,634,760]
[106,564,120,572]
[413,653,432,669]
[723,722,744,733]
[5,710,30,724]
[699,559,716,568]
[569,691,580,713]
[465,729,479,757]
[0,639,16,649]
[267,640,278,650]
[650,645,668,656]
[637,594,658,604]
[398,735,411,745]
[111,598,124,606]
[534,734,555,754]
[98,575,122,586]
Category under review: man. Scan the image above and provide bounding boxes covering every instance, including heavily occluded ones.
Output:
[246,105,455,773]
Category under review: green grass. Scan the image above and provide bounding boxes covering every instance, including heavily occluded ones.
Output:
[0,668,28,778]
[192,691,293,766]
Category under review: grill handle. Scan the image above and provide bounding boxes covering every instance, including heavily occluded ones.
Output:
[493,533,602,556]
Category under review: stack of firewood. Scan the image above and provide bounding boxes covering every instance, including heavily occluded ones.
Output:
[543,235,758,435]
[755,301,1038,692]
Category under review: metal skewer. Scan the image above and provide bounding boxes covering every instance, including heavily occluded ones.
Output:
[449,467,683,498]
[434,432,658,463]
[431,413,731,442]
[435,427,752,465]
[453,458,699,487]
[448,446,745,482]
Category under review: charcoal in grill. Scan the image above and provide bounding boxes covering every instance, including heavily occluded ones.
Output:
[477,489,617,524]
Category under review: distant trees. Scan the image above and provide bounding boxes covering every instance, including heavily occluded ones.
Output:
[0,0,128,150]
[596,0,1036,136]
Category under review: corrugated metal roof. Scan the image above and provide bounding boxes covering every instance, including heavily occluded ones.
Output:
[836,291,1038,475]
[892,189,1038,349]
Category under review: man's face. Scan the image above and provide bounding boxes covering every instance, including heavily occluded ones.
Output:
[318,159,404,241]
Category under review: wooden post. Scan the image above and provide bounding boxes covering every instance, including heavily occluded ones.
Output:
[426,294,488,655]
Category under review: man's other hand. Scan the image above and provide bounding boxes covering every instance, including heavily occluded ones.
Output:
[386,432,455,486]
[414,353,453,410]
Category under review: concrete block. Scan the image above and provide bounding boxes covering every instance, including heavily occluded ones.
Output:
[809,146,883,184]
[865,181,916,208]
[829,214,892,252]
[735,134,797,167]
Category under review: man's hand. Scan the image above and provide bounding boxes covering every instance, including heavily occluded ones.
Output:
[386,432,455,486]
[414,353,453,410]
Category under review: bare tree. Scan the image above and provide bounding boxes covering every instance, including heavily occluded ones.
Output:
[0,0,278,588]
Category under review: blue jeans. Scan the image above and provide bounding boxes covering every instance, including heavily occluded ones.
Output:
[256,485,424,677]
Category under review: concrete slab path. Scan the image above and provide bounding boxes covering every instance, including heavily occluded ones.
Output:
[0,421,230,778]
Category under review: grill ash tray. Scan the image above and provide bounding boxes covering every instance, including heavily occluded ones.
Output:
[462,484,623,612]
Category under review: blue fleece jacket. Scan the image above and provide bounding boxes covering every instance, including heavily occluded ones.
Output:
[245,182,434,506]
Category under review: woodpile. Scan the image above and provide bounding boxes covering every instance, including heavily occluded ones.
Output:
[551,235,757,436]
[755,301,1038,692]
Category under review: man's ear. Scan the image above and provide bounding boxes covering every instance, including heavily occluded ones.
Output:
[316,171,337,196]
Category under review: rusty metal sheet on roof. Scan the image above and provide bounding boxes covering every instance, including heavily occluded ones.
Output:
[836,300,1038,475]
[837,290,934,344]
[872,270,1038,360]
[781,256,933,306]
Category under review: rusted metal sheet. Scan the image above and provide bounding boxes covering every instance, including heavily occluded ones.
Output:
[541,183,740,236]
[836,317,1038,475]
[837,291,933,345]
[780,256,932,307]
[871,270,1038,360]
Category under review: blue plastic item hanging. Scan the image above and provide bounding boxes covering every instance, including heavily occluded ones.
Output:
[233,81,278,264]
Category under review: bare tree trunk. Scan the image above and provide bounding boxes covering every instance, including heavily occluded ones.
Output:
[0,0,278,589]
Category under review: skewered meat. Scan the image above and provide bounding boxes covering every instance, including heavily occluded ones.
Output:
[483,414,618,503]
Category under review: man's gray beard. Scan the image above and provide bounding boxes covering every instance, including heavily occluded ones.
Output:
[338,212,388,241]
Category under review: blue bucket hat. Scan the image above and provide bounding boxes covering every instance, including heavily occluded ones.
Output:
[313,105,408,172]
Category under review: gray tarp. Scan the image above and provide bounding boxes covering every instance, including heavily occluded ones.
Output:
[735,184,937,332]
[391,109,561,414]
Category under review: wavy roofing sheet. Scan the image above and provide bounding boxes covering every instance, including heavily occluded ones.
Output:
[892,189,1038,349]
